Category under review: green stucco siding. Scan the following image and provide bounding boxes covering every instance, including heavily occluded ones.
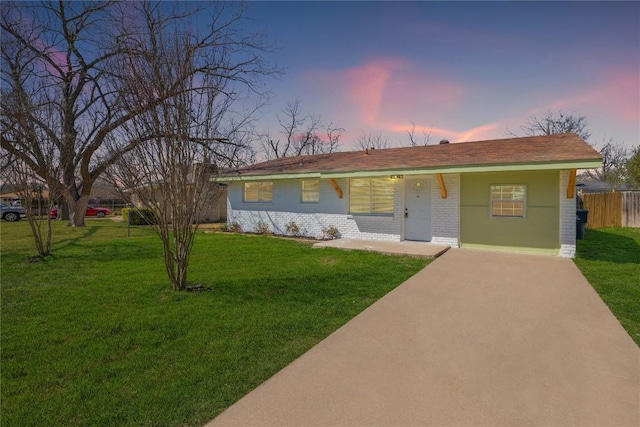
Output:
[460,171,560,250]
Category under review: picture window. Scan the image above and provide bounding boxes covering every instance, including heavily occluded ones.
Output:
[349,178,394,215]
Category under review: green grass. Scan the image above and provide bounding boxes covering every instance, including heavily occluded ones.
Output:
[574,227,640,347]
[1,220,429,426]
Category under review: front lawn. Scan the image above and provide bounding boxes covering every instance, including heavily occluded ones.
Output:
[1,221,429,426]
[574,227,640,346]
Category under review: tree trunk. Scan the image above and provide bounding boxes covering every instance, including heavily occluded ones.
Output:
[174,256,188,291]
[160,236,188,291]
[66,194,90,227]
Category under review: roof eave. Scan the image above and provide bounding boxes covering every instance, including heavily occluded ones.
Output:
[217,159,602,181]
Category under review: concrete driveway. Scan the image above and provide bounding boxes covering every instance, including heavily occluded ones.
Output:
[207,249,639,427]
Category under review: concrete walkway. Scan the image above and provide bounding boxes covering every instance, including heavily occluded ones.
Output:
[207,249,640,427]
[313,238,450,258]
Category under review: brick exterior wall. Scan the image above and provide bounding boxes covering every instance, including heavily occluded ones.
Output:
[227,178,402,241]
[430,174,460,247]
[559,170,577,257]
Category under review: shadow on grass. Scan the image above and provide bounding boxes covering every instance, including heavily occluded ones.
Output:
[52,226,99,249]
[576,228,640,264]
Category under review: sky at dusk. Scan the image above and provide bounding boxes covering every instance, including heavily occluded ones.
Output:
[239,1,639,152]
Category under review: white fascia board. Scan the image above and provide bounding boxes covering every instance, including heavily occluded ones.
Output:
[321,160,603,178]
[215,160,602,182]
[215,172,322,182]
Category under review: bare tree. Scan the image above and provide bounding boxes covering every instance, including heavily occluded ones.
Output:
[324,122,344,154]
[0,153,59,257]
[1,1,272,226]
[582,137,629,186]
[517,110,591,141]
[514,111,634,186]
[259,100,343,159]
[106,3,267,291]
[355,130,390,150]
[405,122,432,146]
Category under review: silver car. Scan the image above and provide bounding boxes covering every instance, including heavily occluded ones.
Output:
[0,203,27,222]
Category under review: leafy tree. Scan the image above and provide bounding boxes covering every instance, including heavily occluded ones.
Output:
[626,147,640,189]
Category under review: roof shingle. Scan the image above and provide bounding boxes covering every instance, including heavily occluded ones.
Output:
[227,133,601,178]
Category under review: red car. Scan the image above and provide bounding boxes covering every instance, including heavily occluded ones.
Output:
[50,205,111,219]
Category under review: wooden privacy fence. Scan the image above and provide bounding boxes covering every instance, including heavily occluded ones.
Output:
[582,191,640,229]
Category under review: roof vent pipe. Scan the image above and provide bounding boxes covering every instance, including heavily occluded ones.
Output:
[439,139,450,144]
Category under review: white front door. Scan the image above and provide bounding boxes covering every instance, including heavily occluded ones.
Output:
[404,177,431,241]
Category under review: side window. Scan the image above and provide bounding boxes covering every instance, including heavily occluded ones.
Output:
[244,182,273,202]
[301,180,319,202]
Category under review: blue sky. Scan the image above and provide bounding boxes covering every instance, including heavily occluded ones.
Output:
[240,1,639,151]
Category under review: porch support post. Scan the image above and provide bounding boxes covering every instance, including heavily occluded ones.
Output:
[436,173,447,199]
[329,178,343,198]
[567,169,577,198]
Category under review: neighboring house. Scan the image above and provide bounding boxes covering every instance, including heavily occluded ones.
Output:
[576,181,634,193]
[130,182,227,223]
[221,133,601,257]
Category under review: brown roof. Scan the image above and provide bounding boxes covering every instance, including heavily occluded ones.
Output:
[227,133,601,178]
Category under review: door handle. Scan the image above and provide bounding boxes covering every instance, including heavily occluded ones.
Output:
[404,208,408,218]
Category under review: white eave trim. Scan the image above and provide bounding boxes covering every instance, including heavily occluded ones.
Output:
[215,160,602,182]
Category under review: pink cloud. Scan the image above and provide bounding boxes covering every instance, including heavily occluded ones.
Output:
[385,121,501,143]
[304,57,465,130]
[344,58,407,125]
[550,70,639,124]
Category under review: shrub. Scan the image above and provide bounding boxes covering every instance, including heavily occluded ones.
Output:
[122,207,157,225]
[253,220,271,235]
[322,225,340,240]
[228,221,242,233]
[285,221,300,236]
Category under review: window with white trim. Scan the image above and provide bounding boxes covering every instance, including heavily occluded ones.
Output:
[349,178,394,214]
[490,185,525,217]
[301,180,319,202]
[244,181,273,202]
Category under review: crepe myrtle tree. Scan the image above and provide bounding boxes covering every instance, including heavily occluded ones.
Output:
[1,1,273,226]
[109,4,261,291]
[0,153,60,257]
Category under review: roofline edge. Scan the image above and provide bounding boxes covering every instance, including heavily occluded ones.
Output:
[216,159,602,181]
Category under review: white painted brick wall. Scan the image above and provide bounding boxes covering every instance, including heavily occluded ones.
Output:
[430,174,460,247]
[559,170,576,257]
[227,178,402,241]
